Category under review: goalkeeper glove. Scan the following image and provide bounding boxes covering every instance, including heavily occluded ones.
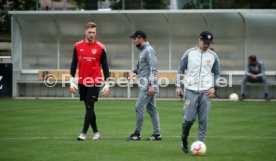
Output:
[69,77,78,93]
[101,82,110,96]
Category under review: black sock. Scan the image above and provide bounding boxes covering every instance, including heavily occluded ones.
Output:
[82,101,91,134]
[84,99,98,133]
[182,121,193,147]
[89,101,98,133]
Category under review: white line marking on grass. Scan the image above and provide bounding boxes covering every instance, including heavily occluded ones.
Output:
[165,135,276,139]
[0,136,73,140]
[0,135,275,140]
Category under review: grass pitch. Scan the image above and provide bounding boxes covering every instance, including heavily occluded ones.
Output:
[0,99,275,161]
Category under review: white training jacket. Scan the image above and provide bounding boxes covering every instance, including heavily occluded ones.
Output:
[176,46,220,92]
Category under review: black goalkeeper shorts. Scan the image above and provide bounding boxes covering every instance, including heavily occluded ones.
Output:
[78,84,100,102]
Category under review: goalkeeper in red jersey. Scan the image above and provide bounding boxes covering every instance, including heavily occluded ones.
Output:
[70,22,110,141]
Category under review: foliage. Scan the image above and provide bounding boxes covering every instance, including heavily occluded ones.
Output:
[182,0,276,9]
[143,0,169,9]
[0,11,10,35]
[0,0,36,35]
[1,0,276,35]
[110,0,168,10]
[73,0,86,9]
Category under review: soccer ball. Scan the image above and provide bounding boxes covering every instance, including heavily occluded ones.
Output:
[190,141,206,156]
[229,93,239,101]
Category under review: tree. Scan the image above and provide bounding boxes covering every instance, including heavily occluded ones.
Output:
[143,0,168,9]
[85,0,98,10]
[110,0,168,10]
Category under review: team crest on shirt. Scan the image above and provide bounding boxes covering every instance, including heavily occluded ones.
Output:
[185,100,190,107]
[206,60,211,66]
[92,49,97,55]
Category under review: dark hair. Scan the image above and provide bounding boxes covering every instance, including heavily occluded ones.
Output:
[129,30,147,39]
[248,55,256,62]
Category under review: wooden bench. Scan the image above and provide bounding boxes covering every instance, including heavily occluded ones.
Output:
[37,70,177,82]
[37,70,275,85]
[217,71,276,99]
[16,69,272,98]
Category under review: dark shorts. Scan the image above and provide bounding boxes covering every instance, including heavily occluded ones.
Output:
[78,84,100,102]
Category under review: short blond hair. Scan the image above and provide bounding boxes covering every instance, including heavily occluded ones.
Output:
[85,22,96,30]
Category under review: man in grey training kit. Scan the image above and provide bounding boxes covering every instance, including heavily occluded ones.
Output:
[240,54,270,101]
[127,30,161,141]
[176,31,220,153]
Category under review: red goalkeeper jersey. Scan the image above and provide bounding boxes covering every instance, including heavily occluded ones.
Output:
[70,40,109,85]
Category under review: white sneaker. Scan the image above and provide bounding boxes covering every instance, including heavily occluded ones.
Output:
[77,133,86,141]
[93,132,100,140]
